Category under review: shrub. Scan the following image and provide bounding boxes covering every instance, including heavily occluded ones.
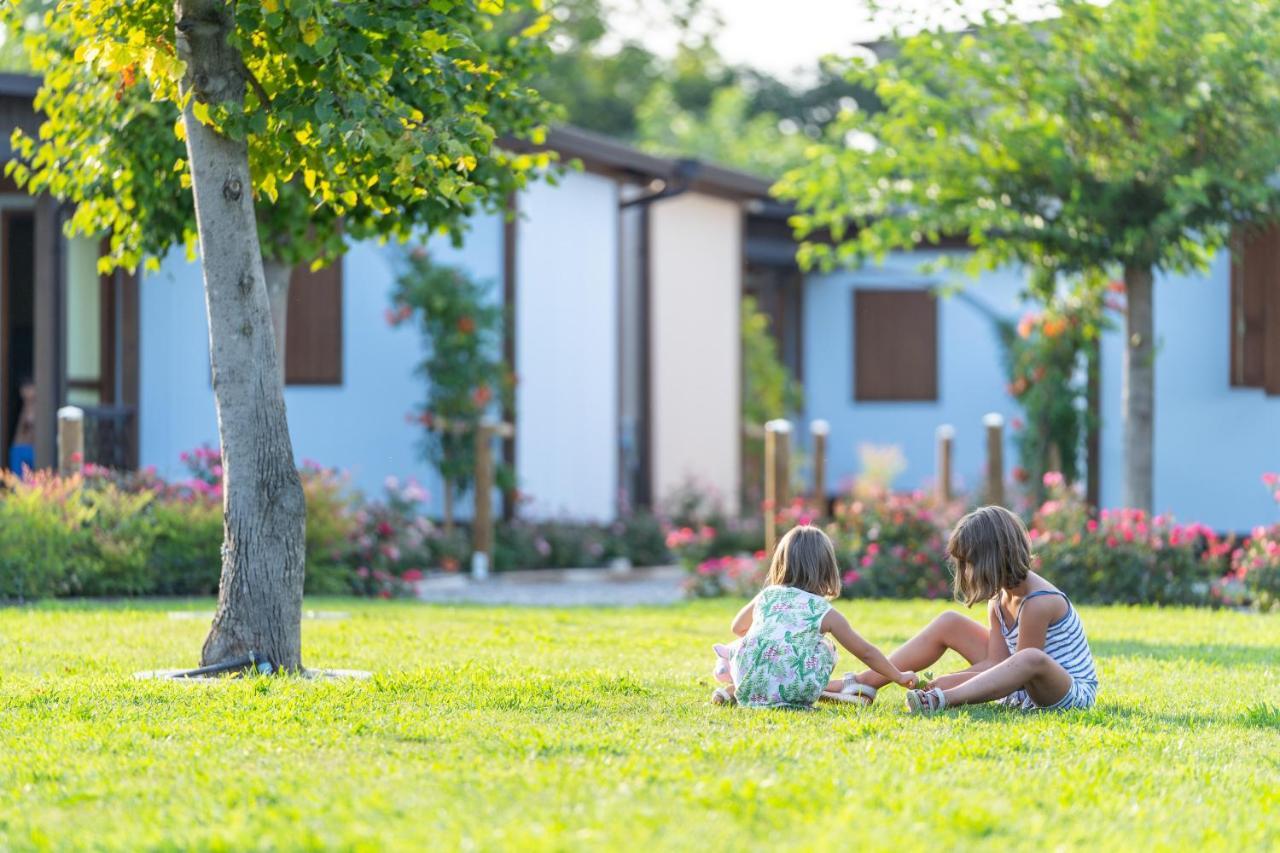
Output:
[347,476,438,595]
[830,490,960,600]
[606,512,670,567]
[300,462,359,594]
[684,554,767,598]
[0,471,90,600]
[74,482,157,596]
[1030,473,1227,605]
[147,497,223,595]
[1233,474,1280,611]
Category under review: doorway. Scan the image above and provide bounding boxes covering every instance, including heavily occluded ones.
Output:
[1,209,35,465]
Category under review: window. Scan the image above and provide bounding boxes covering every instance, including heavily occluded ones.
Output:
[853,288,938,401]
[285,260,343,386]
[1230,226,1280,395]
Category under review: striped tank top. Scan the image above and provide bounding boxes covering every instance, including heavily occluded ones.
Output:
[996,590,1097,705]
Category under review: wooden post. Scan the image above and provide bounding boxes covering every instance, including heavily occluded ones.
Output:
[471,422,495,580]
[1047,443,1063,478]
[442,480,455,534]
[763,421,778,554]
[57,406,84,475]
[810,419,829,515]
[774,419,792,510]
[936,424,955,502]
[984,412,1005,507]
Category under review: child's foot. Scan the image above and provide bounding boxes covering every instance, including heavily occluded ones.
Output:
[710,687,735,706]
[822,673,877,705]
[904,687,947,714]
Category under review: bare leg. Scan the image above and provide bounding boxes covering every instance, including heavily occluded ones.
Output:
[855,611,989,690]
[940,649,1073,707]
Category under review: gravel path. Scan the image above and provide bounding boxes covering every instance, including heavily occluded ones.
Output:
[414,566,686,606]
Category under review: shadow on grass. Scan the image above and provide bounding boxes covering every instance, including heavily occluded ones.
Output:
[938,701,1241,731]
[1092,639,1273,668]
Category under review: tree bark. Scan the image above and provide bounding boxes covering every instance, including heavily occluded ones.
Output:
[176,0,307,671]
[263,258,292,385]
[1122,265,1155,513]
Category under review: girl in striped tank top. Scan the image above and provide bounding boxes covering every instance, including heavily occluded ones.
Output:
[835,506,1097,712]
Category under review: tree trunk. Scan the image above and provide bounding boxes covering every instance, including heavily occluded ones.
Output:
[176,0,307,671]
[1122,265,1155,513]
[263,258,292,385]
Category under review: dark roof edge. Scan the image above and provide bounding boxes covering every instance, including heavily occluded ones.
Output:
[0,73,40,99]
[504,124,775,202]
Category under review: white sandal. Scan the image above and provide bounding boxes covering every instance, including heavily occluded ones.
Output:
[821,673,878,705]
[904,687,947,714]
[710,687,735,705]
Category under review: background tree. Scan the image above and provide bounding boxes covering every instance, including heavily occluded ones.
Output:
[7,0,552,670]
[779,0,1280,511]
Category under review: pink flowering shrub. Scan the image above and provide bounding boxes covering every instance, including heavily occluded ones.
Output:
[829,490,963,600]
[348,475,443,597]
[0,469,156,599]
[684,553,768,598]
[1230,475,1280,611]
[1031,473,1229,605]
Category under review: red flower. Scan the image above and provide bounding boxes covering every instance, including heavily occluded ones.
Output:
[1013,466,1029,483]
[401,568,424,582]
[1107,280,1126,294]
[457,315,476,334]
[376,521,395,538]
[471,384,492,407]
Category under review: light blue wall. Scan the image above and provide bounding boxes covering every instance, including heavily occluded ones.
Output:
[139,214,504,513]
[1098,254,1280,531]
[803,251,1027,499]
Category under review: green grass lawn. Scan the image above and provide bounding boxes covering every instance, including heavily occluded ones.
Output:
[1,599,1278,851]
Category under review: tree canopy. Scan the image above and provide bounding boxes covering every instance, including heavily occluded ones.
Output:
[6,0,555,273]
[778,0,1280,277]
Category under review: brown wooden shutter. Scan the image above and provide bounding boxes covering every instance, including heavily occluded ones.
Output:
[285,260,343,386]
[1230,227,1271,388]
[854,288,938,401]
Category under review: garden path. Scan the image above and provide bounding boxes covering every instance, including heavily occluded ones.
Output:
[413,565,685,606]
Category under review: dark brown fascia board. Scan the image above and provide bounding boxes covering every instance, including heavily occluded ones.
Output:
[502,124,775,202]
[0,73,40,99]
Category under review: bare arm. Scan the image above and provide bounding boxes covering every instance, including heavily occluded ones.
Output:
[821,609,916,687]
[731,593,760,637]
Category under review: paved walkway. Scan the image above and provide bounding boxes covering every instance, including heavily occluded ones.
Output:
[413,566,686,606]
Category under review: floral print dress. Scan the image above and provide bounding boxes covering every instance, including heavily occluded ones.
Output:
[730,585,837,709]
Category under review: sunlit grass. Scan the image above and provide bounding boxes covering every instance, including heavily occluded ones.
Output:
[1,599,1277,850]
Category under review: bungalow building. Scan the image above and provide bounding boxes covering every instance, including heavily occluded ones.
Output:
[3,72,1278,530]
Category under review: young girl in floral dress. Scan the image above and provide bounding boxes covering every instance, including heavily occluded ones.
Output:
[712,525,917,708]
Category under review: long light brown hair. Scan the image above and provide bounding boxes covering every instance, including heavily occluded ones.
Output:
[766,525,841,598]
[948,505,1032,605]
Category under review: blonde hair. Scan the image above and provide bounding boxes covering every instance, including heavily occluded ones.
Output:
[767,525,841,598]
[948,505,1032,606]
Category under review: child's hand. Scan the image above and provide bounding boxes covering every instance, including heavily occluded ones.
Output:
[897,670,919,688]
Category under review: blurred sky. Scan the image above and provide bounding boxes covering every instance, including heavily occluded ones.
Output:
[612,0,1055,82]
